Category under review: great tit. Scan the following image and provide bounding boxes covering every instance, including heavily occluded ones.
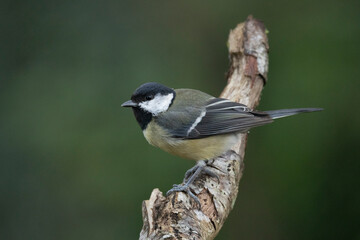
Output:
[122,82,322,203]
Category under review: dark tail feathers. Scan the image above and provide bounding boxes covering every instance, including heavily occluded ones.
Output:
[265,108,323,119]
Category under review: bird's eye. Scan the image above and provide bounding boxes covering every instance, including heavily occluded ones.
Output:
[146,95,154,101]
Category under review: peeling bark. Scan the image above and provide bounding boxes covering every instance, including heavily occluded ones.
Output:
[139,16,269,240]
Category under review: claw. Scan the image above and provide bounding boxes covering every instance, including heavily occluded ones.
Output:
[166,184,201,208]
[203,168,220,183]
[166,160,220,208]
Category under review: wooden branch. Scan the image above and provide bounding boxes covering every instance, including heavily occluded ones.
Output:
[139,16,269,240]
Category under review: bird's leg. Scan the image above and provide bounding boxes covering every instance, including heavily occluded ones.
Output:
[184,164,200,181]
[166,160,219,207]
[184,161,219,182]
[167,164,204,206]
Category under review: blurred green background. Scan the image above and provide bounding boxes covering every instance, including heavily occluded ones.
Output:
[1,0,359,239]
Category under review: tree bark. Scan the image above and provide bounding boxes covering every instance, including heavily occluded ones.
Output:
[139,16,269,240]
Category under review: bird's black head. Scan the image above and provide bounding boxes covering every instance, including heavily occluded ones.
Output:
[122,82,176,130]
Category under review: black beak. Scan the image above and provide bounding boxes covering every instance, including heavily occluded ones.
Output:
[121,100,138,107]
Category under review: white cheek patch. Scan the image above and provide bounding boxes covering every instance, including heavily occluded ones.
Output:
[139,93,174,116]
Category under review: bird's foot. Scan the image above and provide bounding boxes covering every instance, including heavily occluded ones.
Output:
[201,167,220,182]
[184,161,219,183]
[167,160,220,207]
[167,183,200,207]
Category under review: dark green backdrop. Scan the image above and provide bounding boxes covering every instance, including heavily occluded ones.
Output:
[1,0,359,239]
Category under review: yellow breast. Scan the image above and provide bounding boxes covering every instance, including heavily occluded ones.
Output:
[143,121,238,161]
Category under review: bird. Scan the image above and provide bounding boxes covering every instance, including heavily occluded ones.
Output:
[121,82,322,204]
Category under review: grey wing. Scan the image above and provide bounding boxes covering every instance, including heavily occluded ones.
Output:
[154,88,212,139]
[184,98,273,139]
[155,105,206,138]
